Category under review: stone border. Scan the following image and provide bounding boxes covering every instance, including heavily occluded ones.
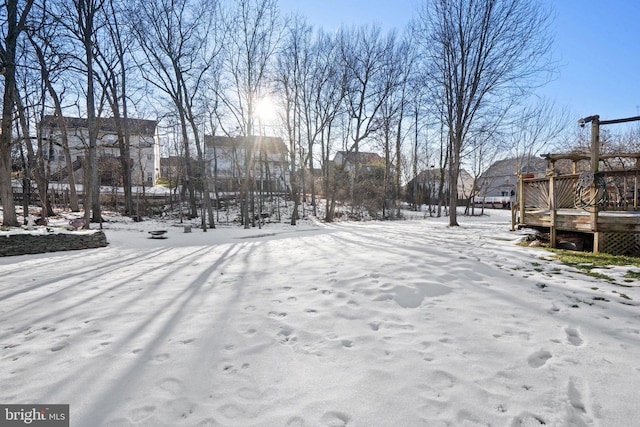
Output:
[0,231,108,256]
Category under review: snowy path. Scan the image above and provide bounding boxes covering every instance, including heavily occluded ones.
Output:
[1,216,639,426]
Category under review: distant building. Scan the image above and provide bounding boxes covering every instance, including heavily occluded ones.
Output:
[405,167,474,206]
[332,151,387,176]
[159,156,183,182]
[331,150,393,188]
[40,115,160,187]
[204,135,289,193]
[477,156,547,198]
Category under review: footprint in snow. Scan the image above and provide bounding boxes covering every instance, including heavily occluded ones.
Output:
[268,311,287,318]
[153,353,170,363]
[220,362,250,374]
[50,343,68,352]
[158,377,184,395]
[11,351,30,361]
[128,405,155,422]
[286,416,306,427]
[237,387,262,400]
[527,350,552,368]
[566,377,593,425]
[88,341,111,355]
[278,326,297,344]
[511,412,547,426]
[321,411,350,427]
[565,327,583,346]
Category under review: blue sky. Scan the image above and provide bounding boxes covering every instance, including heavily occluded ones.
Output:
[278,0,640,125]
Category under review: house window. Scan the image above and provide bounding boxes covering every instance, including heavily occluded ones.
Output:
[146,172,153,184]
[147,154,153,161]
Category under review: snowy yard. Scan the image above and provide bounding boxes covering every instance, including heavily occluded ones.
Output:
[1,211,639,426]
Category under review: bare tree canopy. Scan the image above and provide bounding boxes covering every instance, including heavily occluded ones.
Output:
[413,0,555,226]
[0,0,569,227]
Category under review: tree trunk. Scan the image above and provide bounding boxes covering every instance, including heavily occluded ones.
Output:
[0,0,33,227]
[78,0,101,227]
[179,119,197,218]
[15,93,53,218]
[187,118,214,230]
[242,144,253,228]
[0,148,17,226]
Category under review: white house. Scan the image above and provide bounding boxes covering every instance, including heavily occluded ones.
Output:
[204,135,289,193]
[332,151,387,175]
[40,115,160,187]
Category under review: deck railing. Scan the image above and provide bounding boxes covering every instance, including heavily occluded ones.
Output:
[520,169,640,212]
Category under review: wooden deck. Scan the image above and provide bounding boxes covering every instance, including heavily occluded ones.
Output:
[518,115,640,255]
[515,170,640,255]
[522,209,640,233]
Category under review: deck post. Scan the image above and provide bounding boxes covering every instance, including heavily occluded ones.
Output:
[512,175,520,231]
[590,117,600,173]
[593,231,601,254]
[635,174,638,209]
[518,174,525,226]
[549,173,557,248]
[591,117,601,252]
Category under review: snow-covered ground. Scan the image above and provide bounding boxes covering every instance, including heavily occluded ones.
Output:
[1,210,639,426]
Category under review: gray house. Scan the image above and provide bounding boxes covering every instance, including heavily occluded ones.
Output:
[406,167,474,206]
[475,156,547,206]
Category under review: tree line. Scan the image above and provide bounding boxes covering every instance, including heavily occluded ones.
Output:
[0,0,559,228]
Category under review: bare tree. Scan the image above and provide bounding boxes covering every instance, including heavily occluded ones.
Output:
[414,0,554,226]
[0,0,35,226]
[130,0,222,228]
[406,71,434,213]
[506,98,569,167]
[337,25,399,213]
[374,34,416,219]
[14,51,54,219]
[93,0,135,215]
[304,30,345,222]
[275,15,310,225]
[221,0,281,228]
[50,0,107,226]
[26,0,80,213]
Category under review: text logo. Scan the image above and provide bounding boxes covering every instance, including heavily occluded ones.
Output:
[0,405,68,427]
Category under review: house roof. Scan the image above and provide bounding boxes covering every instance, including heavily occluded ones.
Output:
[481,156,547,179]
[205,135,287,154]
[41,115,158,136]
[333,151,385,165]
[411,168,441,183]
